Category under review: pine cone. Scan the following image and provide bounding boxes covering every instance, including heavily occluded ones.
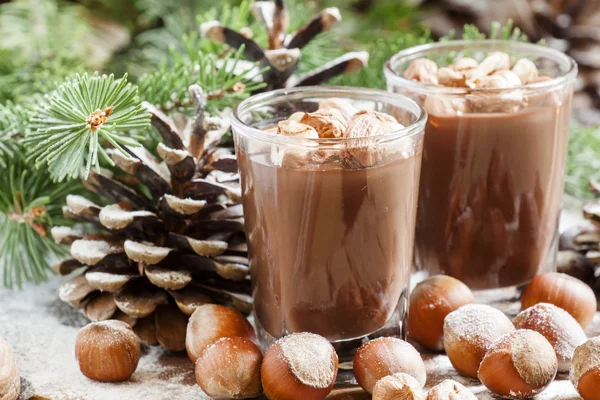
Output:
[423,0,600,124]
[52,85,251,351]
[200,0,368,90]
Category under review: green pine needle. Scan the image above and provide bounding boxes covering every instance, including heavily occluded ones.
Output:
[331,30,433,89]
[442,19,529,42]
[24,73,151,182]
[565,124,600,202]
[0,150,80,289]
[0,102,30,168]
[139,47,267,115]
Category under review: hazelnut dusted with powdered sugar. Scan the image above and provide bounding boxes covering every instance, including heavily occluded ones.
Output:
[353,337,427,394]
[571,337,600,400]
[443,304,515,378]
[514,303,587,372]
[478,330,558,399]
[261,332,338,400]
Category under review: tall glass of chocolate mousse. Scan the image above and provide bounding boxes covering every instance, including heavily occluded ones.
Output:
[231,87,425,360]
[385,41,577,304]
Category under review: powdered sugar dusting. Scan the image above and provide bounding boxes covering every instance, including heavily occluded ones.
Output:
[514,303,586,372]
[279,332,335,389]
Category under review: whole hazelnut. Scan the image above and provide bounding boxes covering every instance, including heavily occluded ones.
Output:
[195,337,263,399]
[478,330,558,399]
[408,275,475,351]
[75,320,141,382]
[185,304,255,362]
[513,303,587,372]
[570,337,600,400]
[443,304,515,378]
[353,337,426,394]
[372,373,425,400]
[521,272,596,328]
[261,332,338,400]
[426,380,477,400]
[0,337,20,400]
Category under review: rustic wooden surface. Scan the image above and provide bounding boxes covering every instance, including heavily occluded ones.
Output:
[0,272,597,400]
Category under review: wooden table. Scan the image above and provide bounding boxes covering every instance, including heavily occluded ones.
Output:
[0,273,596,400]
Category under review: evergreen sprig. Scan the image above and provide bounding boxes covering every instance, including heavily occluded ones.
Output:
[0,102,30,168]
[0,152,80,289]
[565,124,600,202]
[24,73,151,182]
[332,30,433,89]
[139,47,266,115]
[442,19,529,42]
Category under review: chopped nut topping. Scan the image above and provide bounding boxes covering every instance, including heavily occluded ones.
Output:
[277,120,319,138]
[512,58,539,84]
[342,110,396,168]
[400,51,551,116]
[264,101,401,169]
[300,108,348,138]
[465,51,510,82]
[317,98,357,122]
[491,70,522,87]
[403,58,438,85]
[450,57,478,72]
[437,67,467,87]
[424,95,469,116]
[288,112,306,122]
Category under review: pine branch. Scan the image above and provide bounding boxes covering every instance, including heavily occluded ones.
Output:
[331,30,433,89]
[0,146,81,289]
[441,19,529,42]
[0,56,79,105]
[24,73,151,182]
[0,102,30,168]
[565,124,600,202]
[138,47,267,115]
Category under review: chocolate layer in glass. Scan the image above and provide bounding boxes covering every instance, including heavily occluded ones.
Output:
[231,87,425,348]
[385,41,577,299]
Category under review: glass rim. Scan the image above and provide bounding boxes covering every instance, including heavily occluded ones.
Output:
[384,39,578,96]
[231,86,427,147]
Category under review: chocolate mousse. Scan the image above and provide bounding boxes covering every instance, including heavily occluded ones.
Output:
[237,102,423,341]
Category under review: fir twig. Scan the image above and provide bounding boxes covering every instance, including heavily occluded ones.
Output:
[138,47,267,115]
[332,30,433,89]
[0,102,30,168]
[441,19,529,42]
[565,124,600,202]
[0,150,81,289]
[24,73,151,182]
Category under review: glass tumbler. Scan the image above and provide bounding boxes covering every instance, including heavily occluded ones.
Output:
[385,40,577,305]
[231,86,425,364]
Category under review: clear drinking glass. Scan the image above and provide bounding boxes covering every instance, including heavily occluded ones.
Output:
[231,86,426,365]
[385,40,577,306]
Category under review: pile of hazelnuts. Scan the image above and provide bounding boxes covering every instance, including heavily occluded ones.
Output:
[72,271,600,400]
[409,271,599,399]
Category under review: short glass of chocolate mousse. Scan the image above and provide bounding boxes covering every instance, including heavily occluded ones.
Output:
[385,40,577,305]
[231,87,425,364]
